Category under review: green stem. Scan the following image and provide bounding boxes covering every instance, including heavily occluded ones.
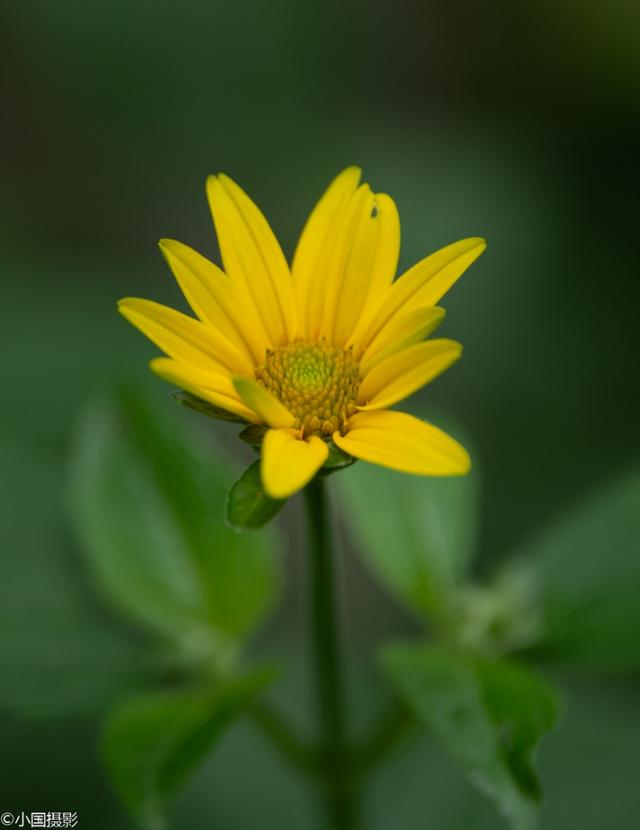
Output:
[352,700,415,776]
[249,699,320,775]
[303,478,359,830]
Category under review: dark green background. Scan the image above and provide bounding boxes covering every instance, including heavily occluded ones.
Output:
[2,1,639,827]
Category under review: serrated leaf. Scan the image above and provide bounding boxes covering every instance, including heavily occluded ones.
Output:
[521,467,640,672]
[171,390,248,423]
[102,670,272,829]
[477,660,559,800]
[226,460,286,530]
[67,390,279,654]
[382,645,558,830]
[337,445,477,617]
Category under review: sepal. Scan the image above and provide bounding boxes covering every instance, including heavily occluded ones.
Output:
[238,423,268,448]
[226,460,287,530]
[171,390,248,423]
[318,439,356,476]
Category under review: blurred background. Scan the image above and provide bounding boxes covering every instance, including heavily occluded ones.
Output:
[2,0,639,827]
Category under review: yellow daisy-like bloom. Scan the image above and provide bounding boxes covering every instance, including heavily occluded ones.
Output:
[119,168,485,499]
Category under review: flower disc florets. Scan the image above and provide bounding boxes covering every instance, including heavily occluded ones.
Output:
[256,339,360,436]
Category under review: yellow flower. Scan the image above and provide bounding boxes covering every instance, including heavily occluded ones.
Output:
[119,168,485,499]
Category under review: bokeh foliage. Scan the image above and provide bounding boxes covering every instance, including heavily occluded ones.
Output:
[68,391,279,650]
[2,0,640,826]
[3,388,639,828]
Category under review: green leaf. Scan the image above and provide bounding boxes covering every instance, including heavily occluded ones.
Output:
[477,660,559,800]
[521,467,640,672]
[171,389,247,423]
[0,592,146,719]
[382,645,559,830]
[226,460,287,530]
[67,390,279,656]
[337,448,477,616]
[0,432,146,717]
[102,670,272,829]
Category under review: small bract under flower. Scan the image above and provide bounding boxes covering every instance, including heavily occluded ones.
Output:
[118,167,485,498]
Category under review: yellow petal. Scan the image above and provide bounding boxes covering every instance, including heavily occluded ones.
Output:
[206,174,297,345]
[150,358,258,422]
[261,429,329,498]
[233,377,295,428]
[150,357,235,397]
[333,410,470,475]
[118,297,244,375]
[292,166,362,338]
[331,191,401,346]
[351,237,486,355]
[159,238,267,368]
[318,183,374,339]
[358,339,463,410]
[359,305,446,375]
[366,193,401,300]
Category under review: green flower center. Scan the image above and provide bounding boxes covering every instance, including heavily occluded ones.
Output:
[256,339,360,436]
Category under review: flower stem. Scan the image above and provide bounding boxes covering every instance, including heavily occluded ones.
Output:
[303,477,359,830]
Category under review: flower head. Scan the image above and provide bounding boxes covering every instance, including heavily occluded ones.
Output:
[119,168,485,498]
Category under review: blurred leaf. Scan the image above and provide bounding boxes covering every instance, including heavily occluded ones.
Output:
[67,390,279,655]
[0,432,146,717]
[226,460,287,530]
[477,660,559,800]
[521,467,640,672]
[0,593,146,719]
[382,645,558,830]
[337,456,477,616]
[171,390,248,423]
[102,670,272,829]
